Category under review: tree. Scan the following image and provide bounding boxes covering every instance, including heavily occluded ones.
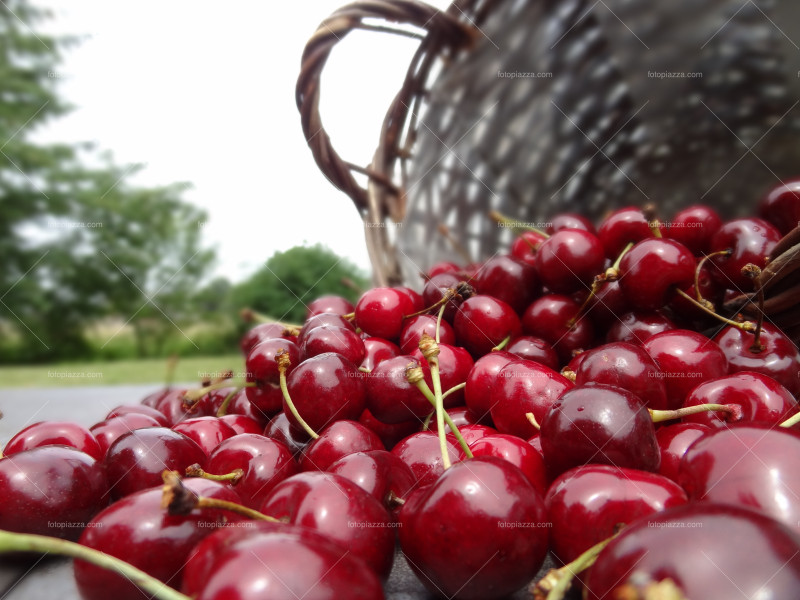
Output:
[0,1,215,361]
[231,245,369,324]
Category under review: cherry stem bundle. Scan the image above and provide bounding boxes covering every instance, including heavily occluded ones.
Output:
[418,333,451,469]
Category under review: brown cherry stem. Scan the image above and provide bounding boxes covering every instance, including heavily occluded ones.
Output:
[674,289,756,332]
[185,463,243,484]
[694,250,731,303]
[741,263,765,353]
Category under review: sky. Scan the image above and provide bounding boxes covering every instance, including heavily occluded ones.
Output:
[30,0,450,282]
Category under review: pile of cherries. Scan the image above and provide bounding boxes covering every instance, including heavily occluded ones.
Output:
[2,180,800,600]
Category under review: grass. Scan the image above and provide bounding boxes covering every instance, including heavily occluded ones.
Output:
[0,354,245,388]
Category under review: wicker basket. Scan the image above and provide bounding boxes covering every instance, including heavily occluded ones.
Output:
[296,1,800,326]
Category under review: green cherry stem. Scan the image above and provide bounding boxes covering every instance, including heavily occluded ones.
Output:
[0,529,191,600]
[183,380,253,405]
[185,463,243,484]
[780,412,800,428]
[649,403,740,424]
[418,333,450,469]
[276,350,319,440]
[216,385,245,417]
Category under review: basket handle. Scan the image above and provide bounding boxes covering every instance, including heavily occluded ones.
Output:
[296,0,474,215]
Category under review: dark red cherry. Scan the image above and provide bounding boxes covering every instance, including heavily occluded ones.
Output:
[305,294,355,318]
[327,449,416,511]
[3,420,102,461]
[473,255,539,313]
[172,416,238,456]
[678,424,800,533]
[575,342,668,410]
[655,422,712,483]
[104,427,206,500]
[299,420,384,472]
[185,525,385,600]
[390,431,461,487]
[0,446,107,541]
[534,229,605,293]
[547,212,595,235]
[505,336,559,369]
[358,409,420,451]
[545,464,687,564]
[355,287,414,340]
[90,414,162,455]
[140,388,172,408]
[396,286,425,314]
[365,355,428,424]
[75,478,242,600]
[154,388,206,426]
[204,432,298,509]
[541,384,661,477]
[106,404,169,426]
[263,412,310,456]
[605,310,677,345]
[297,313,355,346]
[597,206,655,259]
[411,343,474,407]
[664,204,722,255]
[260,471,396,579]
[522,294,595,363]
[709,217,782,290]
[360,336,401,371]
[582,279,630,330]
[464,433,548,496]
[239,322,296,355]
[491,359,574,439]
[399,314,455,354]
[453,295,522,357]
[398,457,549,600]
[464,351,518,420]
[585,503,800,599]
[422,273,463,321]
[510,230,548,266]
[428,261,462,277]
[285,352,367,433]
[218,413,263,435]
[643,329,729,410]
[714,322,800,396]
[759,178,800,235]
[300,324,365,364]
[245,337,300,416]
[618,238,696,310]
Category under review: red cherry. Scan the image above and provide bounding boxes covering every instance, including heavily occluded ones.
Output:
[618,238,696,310]
[173,416,238,456]
[245,337,300,416]
[358,409,420,451]
[300,324,365,364]
[709,217,782,290]
[421,273,463,321]
[664,204,722,255]
[105,404,169,426]
[263,412,310,456]
[464,433,548,496]
[505,336,560,369]
[3,420,102,461]
[473,255,539,313]
[399,314,456,354]
[0,446,107,540]
[522,294,595,363]
[655,422,711,483]
[545,464,687,564]
[428,261,462,277]
[305,294,355,318]
[582,279,630,330]
[534,229,605,293]
[355,287,414,340]
[327,449,416,511]
[547,212,596,234]
[154,388,205,426]
[366,355,428,424]
[411,343,474,407]
[510,230,547,266]
[90,414,162,455]
[597,207,655,259]
[464,351,518,420]
[390,431,461,487]
[239,322,296,355]
[299,420,384,472]
[759,178,800,235]
[605,310,677,345]
[398,457,549,600]
[395,285,425,314]
[297,313,355,345]
[218,413,263,435]
[453,295,522,357]
[360,336,401,371]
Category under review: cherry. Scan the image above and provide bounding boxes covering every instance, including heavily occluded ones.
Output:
[522,294,595,363]
[104,427,206,500]
[390,431,461,487]
[574,341,668,410]
[682,371,797,428]
[426,405,482,434]
[297,313,355,345]
[299,420,384,472]
[534,229,605,293]
[360,336,401,371]
[327,449,416,511]
[395,285,425,314]
[75,478,242,600]
[0,446,107,541]
[545,464,687,564]
[510,230,548,266]
[172,416,238,456]
[547,212,595,235]
[581,279,630,330]
[668,259,724,323]
[714,322,800,396]
[216,413,261,435]
[398,457,549,600]
[3,420,103,461]
[154,388,205,426]
[585,503,800,598]
[184,524,385,600]
[411,342,474,407]
[239,322,296,355]
[358,409,419,451]
[399,314,455,354]
[473,254,539,313]
[605,310,676,345]
[140,387,172,408]
[355,287,414,340]
[491,359,574,439]
[464,350,517,420]
[245,337,300,416]
[709,217,782,291]
[90,414,162,455]
[505,336,559,369]
[421,273,463,321]
[664,204,722,255]
[299,324,365,365]
[618,238,696,310]
[655,422,712,483]
[453,295,522,357]
[263,412,310,456]
[285,352,367,433]
[678,424,800,533]
[428,261,462,277]
[260,471,396,579]
[365,355,428,423]
[105,404,169,427]
[541,384,661,477]
[305,294,354,318]
[643,329,729,409]
[463,433,548,496]
[759,177,800,235]
[597,206,654,259]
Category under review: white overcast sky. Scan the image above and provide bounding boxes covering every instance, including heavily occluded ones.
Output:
[29,0,450,282]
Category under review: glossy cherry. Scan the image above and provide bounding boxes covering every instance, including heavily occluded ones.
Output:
[390,431,461,487]
[605,310,676,345]
[355,287,414,340]
[297,313,355,346]
[463,433,548,496]
[299,324,365,364]
[548,212,595,234]
[597,206,654,259]
[3,420,103,461]
[299,420,384,472]
[358,409,420,451]
[365,355,428,424]
[90,414,162,455]
[618,238,696,310]
[534,229,605,293]
[510,230,548,266]
[173,416,238,456]
[522,294,595,363]
[709,217,782,290]
[263,412,310,456]
[411,343,474,407]
[464,350,518,420]
[399,314,455,354]
[245,337,300,416]
[327,449,416,511]
[505,335,559,369]
[664,204,722,255]
[105,404,169,427]
[360,336,401,371]
[239,322,296,355]
[218,413,263,435]
[473,254,539,313]
[421,273,463,321]
[759,178,800,235]
[305,294,355,318]
[154,388,206,426]
[453,295,522,357]
[654,422,711,483]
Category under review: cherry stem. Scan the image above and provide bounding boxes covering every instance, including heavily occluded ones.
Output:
[0,529,192,600]
[435,303,446,344]
[491,335,512,352]
[419,333,450,469]
[643,204,663,238]
[185,463,244,484]
[162,470,279,522]
[694,250,730,303]
[741,263,765,353]
[674,289,756,332]
[164,354,179,390]
[488,210,550,238]
[216,385,243,417]
[239,308,301,333]
[531,531,619,600]
[649,403,740,424]
[437,224,472,264]
[441,382,466,401]
[571,241,634,326]
[409,374,473,459]
[183,379,251,404]
[276,350,319,440]
[404,283,475,320]
[525,412,541,431]
[780,412,800,428]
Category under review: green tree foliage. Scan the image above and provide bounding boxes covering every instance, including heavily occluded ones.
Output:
[231,245,369,324]
[0,1,215,362]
